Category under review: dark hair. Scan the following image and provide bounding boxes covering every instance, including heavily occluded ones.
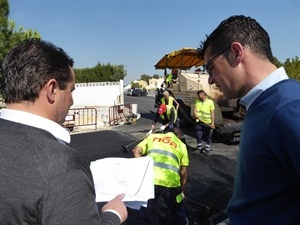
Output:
[197,90,206,95]
[198,15,274,63]
[1,39,74,103]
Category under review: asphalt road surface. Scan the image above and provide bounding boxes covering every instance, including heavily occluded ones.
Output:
[69,96,240,225]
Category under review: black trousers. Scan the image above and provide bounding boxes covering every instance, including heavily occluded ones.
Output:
[138,185,188,225]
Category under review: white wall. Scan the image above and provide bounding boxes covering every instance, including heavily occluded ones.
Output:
[72,80,124,107]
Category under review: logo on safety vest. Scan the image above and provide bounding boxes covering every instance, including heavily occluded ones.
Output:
[152,136,177,149]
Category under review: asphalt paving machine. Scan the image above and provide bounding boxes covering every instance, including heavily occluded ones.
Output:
[154,48,244,143]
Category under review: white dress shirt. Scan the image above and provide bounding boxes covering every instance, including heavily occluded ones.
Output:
[0,109,70,144]
[240,67,289,110]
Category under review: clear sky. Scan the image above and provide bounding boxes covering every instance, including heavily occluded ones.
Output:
[9,0,300,85]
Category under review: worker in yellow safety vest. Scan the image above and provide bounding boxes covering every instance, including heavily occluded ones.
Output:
[160,90,179,111]
[148,103,187,150]
[132,127,189,225]
[165,73,173,86]
[147,104,186,144]
[193,90,215,154]
[163,68,178,88]
[147,104,179,135]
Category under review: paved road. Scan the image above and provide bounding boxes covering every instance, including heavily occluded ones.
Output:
[124,95,239,157]
[69,96,240,225]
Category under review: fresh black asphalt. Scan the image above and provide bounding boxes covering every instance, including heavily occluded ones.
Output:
[69,127,237,225]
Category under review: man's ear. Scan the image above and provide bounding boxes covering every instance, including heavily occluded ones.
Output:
[46,79,58,103]
[230,42,244,65]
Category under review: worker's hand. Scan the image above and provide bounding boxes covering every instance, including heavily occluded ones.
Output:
[147,130,153,136]
[101,193,128,223]
[160,125,166,131]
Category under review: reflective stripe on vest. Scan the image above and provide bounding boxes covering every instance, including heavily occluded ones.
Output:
[148,149,179,163]
[148,147,181,186]
[154,162,179,174]
[195,98,213,123]
[140,133,188,187]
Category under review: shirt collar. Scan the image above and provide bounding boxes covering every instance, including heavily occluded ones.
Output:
[197,97,206,102]
[0,109,71,144]
[240,67,289,110]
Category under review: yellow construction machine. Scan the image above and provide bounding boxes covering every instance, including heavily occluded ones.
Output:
[154,47,244,143]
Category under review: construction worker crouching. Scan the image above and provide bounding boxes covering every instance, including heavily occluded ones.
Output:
[161,90,179,111]
[193,90,215,154]
[132,127,189,225]
[147,104,186,145]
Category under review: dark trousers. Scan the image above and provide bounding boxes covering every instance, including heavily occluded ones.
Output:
[163,119,180,132]
[138,185,188,225]
[195,122,213,148]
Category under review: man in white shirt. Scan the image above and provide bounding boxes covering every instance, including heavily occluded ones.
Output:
[0,39,127,225]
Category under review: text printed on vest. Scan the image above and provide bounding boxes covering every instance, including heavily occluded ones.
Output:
[152,136,177,149]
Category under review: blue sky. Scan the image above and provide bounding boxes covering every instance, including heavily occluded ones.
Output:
[9,0,300,85]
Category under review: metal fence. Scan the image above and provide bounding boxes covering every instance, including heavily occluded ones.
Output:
[62,104,134,131]
[62,107,98,131]
[108,104,133,126]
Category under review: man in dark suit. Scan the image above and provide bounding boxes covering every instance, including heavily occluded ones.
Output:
[0,39,127,225]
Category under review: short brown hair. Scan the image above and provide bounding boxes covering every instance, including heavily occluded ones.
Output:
[1,39,74,104]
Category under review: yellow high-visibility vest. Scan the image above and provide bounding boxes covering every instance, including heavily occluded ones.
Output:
[161,96,174,107]
[137,132,189,187]
[159,105,177,122]
[194,98,214,123]
[166,73,173,83]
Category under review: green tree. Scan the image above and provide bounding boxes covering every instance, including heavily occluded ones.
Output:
[111,65,127,81]
[0,0,10,64]
[91,62,108,82]
[74,62,127,83]
[0,0,41,66]
[273,56,283,68]
[140,74,151,84]
[284,56,300,81]
[131,82,140,89]
[153,74,160,79]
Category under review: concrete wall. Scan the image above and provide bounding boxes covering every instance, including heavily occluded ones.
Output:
[72,80,124,107]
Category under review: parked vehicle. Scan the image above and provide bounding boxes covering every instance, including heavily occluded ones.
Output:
[125,89,133,96]
[132,88,148,96]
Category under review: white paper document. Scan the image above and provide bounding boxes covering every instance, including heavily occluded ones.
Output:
[90,156,154,210]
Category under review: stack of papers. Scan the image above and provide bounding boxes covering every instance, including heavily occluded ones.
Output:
[90,156,154,210]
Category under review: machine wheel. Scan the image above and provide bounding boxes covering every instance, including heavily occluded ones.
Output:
[178,110,190,128]
[216,127,234,144]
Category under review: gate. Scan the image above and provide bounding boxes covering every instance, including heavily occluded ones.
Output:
[108,104,133,126]
[62,107,97,131]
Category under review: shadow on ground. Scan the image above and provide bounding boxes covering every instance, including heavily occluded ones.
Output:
[140,111,156,120]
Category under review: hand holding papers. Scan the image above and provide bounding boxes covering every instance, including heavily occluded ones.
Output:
[90,156,154,210]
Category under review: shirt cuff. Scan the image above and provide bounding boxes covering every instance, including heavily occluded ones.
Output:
[102,209,121,221]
